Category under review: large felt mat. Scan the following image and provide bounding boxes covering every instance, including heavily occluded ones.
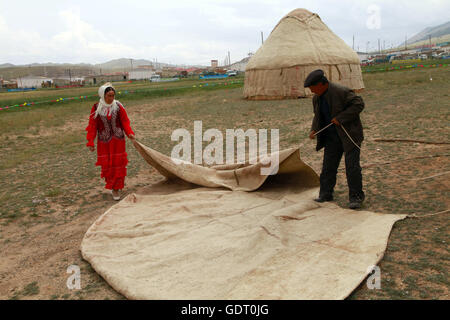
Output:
[81,141,405,299]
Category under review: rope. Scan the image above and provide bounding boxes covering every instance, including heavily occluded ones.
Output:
[340,124,450,180]
[344,127,406,179]
[314,122,449,180]
[336,65,343,80]
[340,124,361,151]
[360,154,450,169]
[409,171,450,181]
[312,123,449,219]
[373,138,450,145]
[341,124,449,219]
[233,169,240,186]
[312,123,333,136]
[407,209,449,219]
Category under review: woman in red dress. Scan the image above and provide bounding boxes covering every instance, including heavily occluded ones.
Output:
[86,82,135,200]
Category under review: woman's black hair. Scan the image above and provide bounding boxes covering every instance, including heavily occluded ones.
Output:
[104,87,116,95]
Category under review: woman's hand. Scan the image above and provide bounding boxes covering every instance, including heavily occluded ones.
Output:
[88,145,95,152]
[128,134,136,140]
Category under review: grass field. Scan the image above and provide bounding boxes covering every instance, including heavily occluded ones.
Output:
[0,67,449,300]
[0,77,243,111]
[361,58,448,73]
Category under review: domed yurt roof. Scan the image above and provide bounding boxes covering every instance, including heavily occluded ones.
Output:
[244,9,364,99]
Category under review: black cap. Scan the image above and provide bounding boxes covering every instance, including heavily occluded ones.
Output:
[304,69,327,87]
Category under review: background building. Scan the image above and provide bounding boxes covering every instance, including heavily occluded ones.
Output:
[228,55,252,72]
[129,69,155,80]
[84,73,128,85]
[13,76,53,88]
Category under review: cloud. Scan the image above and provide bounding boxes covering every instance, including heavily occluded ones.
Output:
[52,8,106,45]
[49,8,135,62]
[0,15,46,63]
[1,1,449,65]
[0,7,244,65]
[0,9,135,64]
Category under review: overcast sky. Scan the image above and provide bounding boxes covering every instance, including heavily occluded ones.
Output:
[1,0,449,66]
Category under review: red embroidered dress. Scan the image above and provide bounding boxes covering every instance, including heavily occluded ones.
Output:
[86,102,134,190]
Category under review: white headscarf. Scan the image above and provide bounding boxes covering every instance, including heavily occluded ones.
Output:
[94,82,120,118]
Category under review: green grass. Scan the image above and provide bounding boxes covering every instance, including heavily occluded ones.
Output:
[1,66,449,300]
[22,282,40,296]
[0,77,244,108]
[0,79,243,136]
[9,281,40,299]
[362,58,447,73]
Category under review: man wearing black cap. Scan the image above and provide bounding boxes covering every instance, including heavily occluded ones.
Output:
[304,69,365,209]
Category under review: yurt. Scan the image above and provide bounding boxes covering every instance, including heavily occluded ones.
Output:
[244,9,364,100]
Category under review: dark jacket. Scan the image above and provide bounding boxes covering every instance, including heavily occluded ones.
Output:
[311,82,364,152]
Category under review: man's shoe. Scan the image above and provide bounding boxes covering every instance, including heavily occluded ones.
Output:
[314,195,333,203]
[348,196,364,209]
[348,201,362,209]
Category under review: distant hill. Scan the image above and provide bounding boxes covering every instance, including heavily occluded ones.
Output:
[96,58,149,69]
[402,21,450,46]
[0,63,16,69]
[27,62,93,67]
[0,65,97,80]
[0,58,167,72]
[0,58,201,80]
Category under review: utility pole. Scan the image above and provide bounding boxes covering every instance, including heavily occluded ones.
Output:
[228,51,231,67]
[429,34,432,49]
[378,38,380,54]
[405,34,407,50]
[352,35,354,50]
[130,59,133,71]
[261,31,264,45]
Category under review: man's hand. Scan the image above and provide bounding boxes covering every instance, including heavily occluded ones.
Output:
[88,145,95,152]
[331,118,341,126]
[309,131,316,139]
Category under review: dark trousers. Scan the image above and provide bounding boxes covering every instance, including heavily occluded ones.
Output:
[319,130,365,201]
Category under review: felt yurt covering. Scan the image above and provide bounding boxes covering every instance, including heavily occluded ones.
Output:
[80,141,405,300]
[244,8,365,100]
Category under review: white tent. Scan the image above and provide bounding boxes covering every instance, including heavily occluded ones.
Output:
[244,9,365,100]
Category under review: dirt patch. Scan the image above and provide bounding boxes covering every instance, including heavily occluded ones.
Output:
[1,69,449,299]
